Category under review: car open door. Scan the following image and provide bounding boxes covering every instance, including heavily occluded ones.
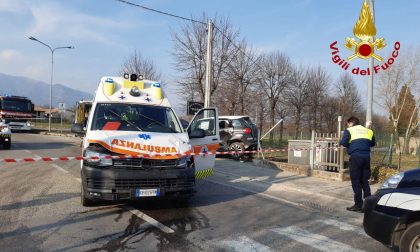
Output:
[187,108,219,179]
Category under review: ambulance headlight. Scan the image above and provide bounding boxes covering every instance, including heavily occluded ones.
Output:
[381,172,404,189]
[84,148,113,167]
[178,156,189,167]
[130,86,141,97]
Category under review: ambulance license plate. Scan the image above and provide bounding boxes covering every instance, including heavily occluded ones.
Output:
[135,188,160,197]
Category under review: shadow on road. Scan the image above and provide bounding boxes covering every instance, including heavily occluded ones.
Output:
[0,192,79,210]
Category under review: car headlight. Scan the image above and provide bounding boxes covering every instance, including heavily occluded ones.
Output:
[381,172,404,189]
[84,148,113,167]
[0,126,9,132]
[26,121,31,127]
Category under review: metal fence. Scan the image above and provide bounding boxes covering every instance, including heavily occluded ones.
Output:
[313,132,344,172]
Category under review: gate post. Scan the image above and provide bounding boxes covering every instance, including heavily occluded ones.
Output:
[338,116,345,173]
[310,130,315,170]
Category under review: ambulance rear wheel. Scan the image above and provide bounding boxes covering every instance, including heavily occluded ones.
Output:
[400,221,420,252]
[81,184,95,207]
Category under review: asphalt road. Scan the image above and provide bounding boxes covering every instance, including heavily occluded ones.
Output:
[0,133,389,252]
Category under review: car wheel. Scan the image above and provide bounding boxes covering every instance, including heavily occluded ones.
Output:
[229,142,245,161]
[81,183,95,207]
[400,221,420,252]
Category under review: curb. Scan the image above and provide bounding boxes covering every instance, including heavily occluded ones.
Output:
[39,131,80,138]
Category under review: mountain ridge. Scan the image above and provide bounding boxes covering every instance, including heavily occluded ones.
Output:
[0,73,93,108]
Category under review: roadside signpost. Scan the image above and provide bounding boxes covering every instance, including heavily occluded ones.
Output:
[58,103,65,133]
[187,101,204,115]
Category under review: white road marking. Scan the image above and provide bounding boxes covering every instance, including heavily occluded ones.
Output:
[319,219,368,237]
[216,170,354,204]
[207,178,310,210]
[34,154,41,159]
[271,226,365,252]
[24,150,31,153]
[217,235,272,252]
[71,173,173,234]
[51,164,69,174]
[124,205,175,234]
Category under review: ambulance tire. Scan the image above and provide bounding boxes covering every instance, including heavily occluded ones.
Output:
[400,221,420,252]
[176,196,192,207]
[3,141,11,149]
[174,192,194,207]
[81,184,95,207]
[229,142,245,161]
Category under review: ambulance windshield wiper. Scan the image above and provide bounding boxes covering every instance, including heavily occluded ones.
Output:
[137,112,178,133]
[108,110,144,132]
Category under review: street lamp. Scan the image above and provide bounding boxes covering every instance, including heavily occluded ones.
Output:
[28,36,74,132]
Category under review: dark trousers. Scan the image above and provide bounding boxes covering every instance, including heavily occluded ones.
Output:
[349,155,371,207]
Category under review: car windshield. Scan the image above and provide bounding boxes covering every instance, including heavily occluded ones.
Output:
[1,99,32,112]
[91,103,182,133]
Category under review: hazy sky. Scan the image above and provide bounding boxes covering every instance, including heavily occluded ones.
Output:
[0,0,419,113]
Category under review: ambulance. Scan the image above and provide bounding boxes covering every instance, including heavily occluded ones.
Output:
[80,74,219,206]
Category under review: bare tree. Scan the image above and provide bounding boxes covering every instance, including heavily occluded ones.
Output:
[335,73,362,119]
[321,96,340,133]
[172,14,240,103]
[305,66,330,132]
[257,52,293,144]
[222,40,260,115]
[285,65,311,139]
[377,48,420,166]
[119,50,161,80]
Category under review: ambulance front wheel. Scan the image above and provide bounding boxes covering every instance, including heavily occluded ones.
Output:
[400,221,420,252]
[81,183,96,207]
[3,141,11,149]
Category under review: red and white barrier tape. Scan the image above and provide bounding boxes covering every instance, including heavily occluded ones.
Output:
[0,146,344,163]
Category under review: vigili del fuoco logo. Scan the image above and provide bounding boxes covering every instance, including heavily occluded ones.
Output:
[329,0,400,76]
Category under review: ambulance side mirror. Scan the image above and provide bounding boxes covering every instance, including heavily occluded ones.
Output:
[189,128,206,138]
[71,123,84,134]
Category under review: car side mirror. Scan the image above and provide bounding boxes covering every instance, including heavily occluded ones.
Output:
[189,128,206,138]
[71,123,84,134]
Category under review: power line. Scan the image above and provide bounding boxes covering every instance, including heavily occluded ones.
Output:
[114,0,206,25]
[113,0,267,75]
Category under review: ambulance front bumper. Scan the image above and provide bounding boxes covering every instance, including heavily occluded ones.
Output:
[81,164,195,201]
[9,123,31,131]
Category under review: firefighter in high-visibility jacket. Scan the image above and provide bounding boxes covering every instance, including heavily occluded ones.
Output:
[340,116,376,212]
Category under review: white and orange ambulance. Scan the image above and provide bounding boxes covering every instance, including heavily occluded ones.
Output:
[80,74,219,206]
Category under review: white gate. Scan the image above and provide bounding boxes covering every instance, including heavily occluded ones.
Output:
[312,132,344,172]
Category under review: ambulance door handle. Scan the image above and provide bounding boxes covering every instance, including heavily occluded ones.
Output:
[212,138,218,141]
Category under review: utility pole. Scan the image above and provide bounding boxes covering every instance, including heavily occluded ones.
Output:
[204,20,213,108]
[366,0,375,128]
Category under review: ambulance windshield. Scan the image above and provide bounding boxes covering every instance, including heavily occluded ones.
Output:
[91,103,182,133]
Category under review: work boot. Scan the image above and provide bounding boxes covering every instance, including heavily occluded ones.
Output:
[346,205,363,212]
